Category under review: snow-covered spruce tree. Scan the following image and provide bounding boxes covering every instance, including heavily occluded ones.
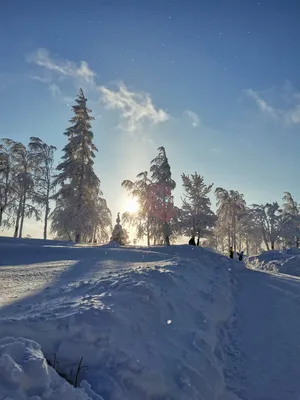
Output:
[281,192,300,248]
[180,172,216,245]
[51,89,102,243]
[110,212,127,245]
[150,147,176,246]
[29,137,56,240]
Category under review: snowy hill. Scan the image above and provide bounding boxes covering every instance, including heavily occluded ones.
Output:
[0,238,234,400]
[247,248,300,276]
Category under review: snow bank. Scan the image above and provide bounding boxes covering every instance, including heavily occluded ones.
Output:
[247,248,300,276]
[0,240,235,399]
[0,336,102,400]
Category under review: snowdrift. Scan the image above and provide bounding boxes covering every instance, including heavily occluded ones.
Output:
[248,248,300,276]
[0,238,234,400]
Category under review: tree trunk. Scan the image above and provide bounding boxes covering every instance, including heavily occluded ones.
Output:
[0,207,3,226]
[14,198,22,238]
[19,193,27,238]
[43,194,50,240]
[75,233,80,243]
[233,213,237,252]
[147,217,150,246]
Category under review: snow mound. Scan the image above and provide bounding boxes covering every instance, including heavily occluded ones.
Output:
[0,336,101,400]
[0,240,235,400]
[247,248,300,276]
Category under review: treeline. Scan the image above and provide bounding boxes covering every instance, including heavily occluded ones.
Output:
[1,89,298,254]
[123,153,299,254]
[0,89,112,242]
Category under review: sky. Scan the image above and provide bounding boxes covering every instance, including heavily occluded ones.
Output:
[1,0,300,239]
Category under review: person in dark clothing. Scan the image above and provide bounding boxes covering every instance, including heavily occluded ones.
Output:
[237,251,244,261]
[189,237,196,246]
[229,246,234,259]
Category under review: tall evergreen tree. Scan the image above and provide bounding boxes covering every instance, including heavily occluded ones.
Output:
[150,146,176,245]
[180,172,216,245]
[51,89,101,242]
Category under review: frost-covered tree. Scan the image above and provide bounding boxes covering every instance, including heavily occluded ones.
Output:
[110,212,127,245]
[0,139,15,226]
[215,188,246,252]
[252,202,282,250]
[281,192,300,248]
[51,89,102,242]
[179,172,216,245]
[9,141,41,238]
[150,146,176,246]
[29,137,56,240]
[92,196,112,243]
[122,171,153,246]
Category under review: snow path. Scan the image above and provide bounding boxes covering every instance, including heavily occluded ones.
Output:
[224,268,300,400]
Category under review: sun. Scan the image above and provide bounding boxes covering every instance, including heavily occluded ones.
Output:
[124,197,140,213]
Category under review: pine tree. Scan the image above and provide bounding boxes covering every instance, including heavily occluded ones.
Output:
[180,172,216,245]
[150,146,176,245]
[51,89,101,242]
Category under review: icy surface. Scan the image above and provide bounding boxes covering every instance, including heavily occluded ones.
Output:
[0,237,233,400]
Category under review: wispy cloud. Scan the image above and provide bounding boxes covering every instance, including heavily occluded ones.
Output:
[99,83,169,132]
[245,86,300,125]
[245,89,279,119]
[184,109,200,127]
[27,49,170,133]
[27,48,96,84]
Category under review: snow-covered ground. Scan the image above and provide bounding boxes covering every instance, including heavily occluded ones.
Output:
[222,267,300,400]
[247,248,300,276]
[0,237,234,400]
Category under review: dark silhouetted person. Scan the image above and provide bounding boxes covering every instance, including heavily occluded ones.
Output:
[229,246,234,259]
[237,251,244,261]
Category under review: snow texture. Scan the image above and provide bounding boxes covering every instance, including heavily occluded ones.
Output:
[247,248,300,276]
[0,336,102,399]
[0,237,234,400]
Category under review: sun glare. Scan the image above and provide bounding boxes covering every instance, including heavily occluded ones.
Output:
[124,197,140,213]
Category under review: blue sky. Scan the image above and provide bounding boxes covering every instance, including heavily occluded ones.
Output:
[1,0,300,238]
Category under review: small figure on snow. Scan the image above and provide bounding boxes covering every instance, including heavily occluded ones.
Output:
[189,236,196,246]
[237,251,244,261]
[229,246,234,259]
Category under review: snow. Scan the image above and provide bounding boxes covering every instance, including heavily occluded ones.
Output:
[0,237,234,400]
[0,337,102,400]
[222,266,300,400]
[247,248,300,276]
